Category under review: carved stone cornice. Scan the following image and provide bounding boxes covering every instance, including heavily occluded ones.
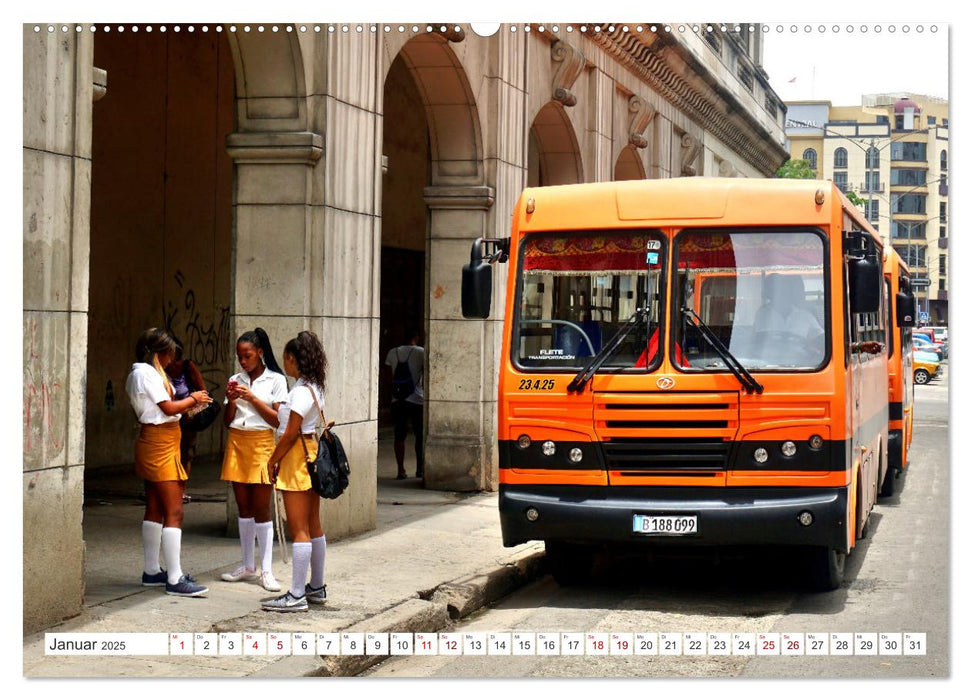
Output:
[225,131,323,165]
[681,133,701,176]
[551,40,585,107]
[628,95,656,149]
[423,185,495,211]
[587,26,788,177]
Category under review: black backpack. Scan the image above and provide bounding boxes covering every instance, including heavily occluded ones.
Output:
[391,347,415,401]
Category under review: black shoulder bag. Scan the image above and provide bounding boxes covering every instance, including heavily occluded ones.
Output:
[299,386,350,499]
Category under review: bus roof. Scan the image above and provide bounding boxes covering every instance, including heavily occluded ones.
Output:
[517,177,870,236]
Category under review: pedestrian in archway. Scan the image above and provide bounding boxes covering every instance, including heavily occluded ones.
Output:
[386,329,424,480]
[220,328,289,592]
[126,327,212,597]
[262,331,329,612]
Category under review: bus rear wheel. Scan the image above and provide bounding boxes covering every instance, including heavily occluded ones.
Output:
[545,541,595,586]
[808,546,845,592]
[914,369,931,384]
[879,465,898,498]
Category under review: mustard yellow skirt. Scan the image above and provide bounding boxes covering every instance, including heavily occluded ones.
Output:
[221,428,276,484]
[275,436,317,492]
[135,422,187,482]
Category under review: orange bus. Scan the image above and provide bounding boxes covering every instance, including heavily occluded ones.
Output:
[463,178,890,590]
[882,248,916,497]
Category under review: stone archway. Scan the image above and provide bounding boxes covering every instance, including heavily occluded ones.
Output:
[382,33,495,491]
[614,145,646,181]
[528,101,584,187]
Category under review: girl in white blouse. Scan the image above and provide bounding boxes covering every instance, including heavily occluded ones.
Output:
[219,328,289,592]
[261,331,328,612]
[125,328,212,597]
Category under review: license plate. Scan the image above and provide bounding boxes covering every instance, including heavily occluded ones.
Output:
[633,514,698,535]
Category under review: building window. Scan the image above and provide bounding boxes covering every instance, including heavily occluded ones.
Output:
[890,169,927,186]
[940,202,947,224]
[941,150,948,171]
[833,172,848,192]
[834,147,848,169]
[928,116,936,125]
[738,66,754,92]
[802,148,817,170]
[891,142,927,162]
[866,146,880,169]
[939,255,947,276]
[892,221,926,239]
[866,200,880,222]
[705,29,721,54]
[943,118,948,127]
[941,225,947,239]
[876,115,889,125]
[892,193,926,215]
[894,245,925,269]
[864,171,882,192]
[939,278,946,292]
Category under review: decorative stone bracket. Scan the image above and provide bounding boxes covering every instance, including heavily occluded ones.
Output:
[92,67,107,102]
[718,159,738,178]
[681,133,701,176]
[225,131,323,165]
[551,40,585,107]
[423,185,495,211]
[628,95,656,149]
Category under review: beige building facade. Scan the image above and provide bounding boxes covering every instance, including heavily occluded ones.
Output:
[23,22,787,633]
[785,94,949,323]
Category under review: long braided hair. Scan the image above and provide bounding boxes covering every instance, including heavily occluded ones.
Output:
[134,327,177,397]
[237,327,284,375]
[284,331,327,391]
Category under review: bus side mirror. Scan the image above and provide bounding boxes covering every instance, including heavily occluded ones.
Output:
[462,239,493,319]
[849,256,881,314]
[896,292,917,327]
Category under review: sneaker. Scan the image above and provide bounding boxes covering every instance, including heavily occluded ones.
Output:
[305,583,327,604]
[221,565,258,582]
[260,570,282,592]
[141,569,167,587]
[165,574,209,597]
[261,591,308,612]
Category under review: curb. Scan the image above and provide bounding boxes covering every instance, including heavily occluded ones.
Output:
[261,548,546,678]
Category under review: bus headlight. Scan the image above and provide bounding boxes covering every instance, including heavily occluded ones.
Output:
[781,441,797,457]
[754,447,769,464]
[809,435,824,450]
[541,441,556,457]
[526,507,539,522]
[569,448,583,463]
[517,434,531,450]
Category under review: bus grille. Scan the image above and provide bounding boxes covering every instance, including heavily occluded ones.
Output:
[601,438,730,472]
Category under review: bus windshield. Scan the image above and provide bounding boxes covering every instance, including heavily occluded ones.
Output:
[674,230,828,371]
[515,231,664,371]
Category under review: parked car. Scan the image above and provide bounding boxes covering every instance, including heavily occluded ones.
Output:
[925,326,948,343]
[913,351,942,385]
[913,337,944,361]
[913,333,947,356]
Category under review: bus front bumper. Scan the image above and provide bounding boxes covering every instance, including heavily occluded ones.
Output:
[499,484,848,551]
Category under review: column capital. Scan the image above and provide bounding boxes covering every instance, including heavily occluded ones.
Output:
[225,131,323,165]
[423,185,495,210]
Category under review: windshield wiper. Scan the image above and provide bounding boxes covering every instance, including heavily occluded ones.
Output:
[681,307,763,395]
[568,307,649,394]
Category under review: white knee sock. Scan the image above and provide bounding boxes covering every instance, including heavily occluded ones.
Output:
[239,517,256,570]
[142,521,163,574]
[290,542,311,597]
[310,535,327,588]
[255,520,274,574]
[161,528,184,584]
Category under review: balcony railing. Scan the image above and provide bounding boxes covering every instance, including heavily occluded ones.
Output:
[858,181,884,193]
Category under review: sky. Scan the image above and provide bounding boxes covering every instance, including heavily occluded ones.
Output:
[762,24,949,107]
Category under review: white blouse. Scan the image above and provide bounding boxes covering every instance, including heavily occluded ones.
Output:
[277,378,324,436]
[125,363,179,425]
[225,369,289,431]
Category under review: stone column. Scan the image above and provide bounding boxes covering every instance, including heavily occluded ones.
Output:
[22,26,95,633]
[424,185,497,492]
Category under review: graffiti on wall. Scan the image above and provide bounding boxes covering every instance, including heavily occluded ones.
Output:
[23,319,64,458]
[163,269,231,391]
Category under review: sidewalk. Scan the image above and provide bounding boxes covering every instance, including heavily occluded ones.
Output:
[23,437,545,677]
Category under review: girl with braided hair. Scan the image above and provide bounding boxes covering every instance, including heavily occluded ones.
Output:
[261,331,330,612]
[125,327,212,597]
[219,328,289,592]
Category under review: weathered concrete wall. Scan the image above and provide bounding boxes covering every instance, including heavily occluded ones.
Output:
[23,25,92,633]
[86,30,235,470]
